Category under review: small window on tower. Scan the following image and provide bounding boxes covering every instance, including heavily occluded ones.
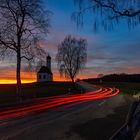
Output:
[43,75,46,79]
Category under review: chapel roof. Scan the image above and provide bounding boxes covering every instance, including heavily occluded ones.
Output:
[38,66,52,74]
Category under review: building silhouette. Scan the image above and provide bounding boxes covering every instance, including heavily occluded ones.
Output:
[37,55,53,82]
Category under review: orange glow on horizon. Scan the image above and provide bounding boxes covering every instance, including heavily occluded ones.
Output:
[0,73,71,84]
[0,76,69,84]
[0,76,92,84]
[0,78,71,84]
[0,70,96,84]
[0,79,36,84]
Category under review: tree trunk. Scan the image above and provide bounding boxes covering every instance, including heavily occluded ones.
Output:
[71,77,74,83]
[16,50,22,102]
[71,77,76,89]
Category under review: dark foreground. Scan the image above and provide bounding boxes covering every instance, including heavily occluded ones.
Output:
[73,104,129,140]
[0,82,82,105]
[0,94,134,140]
[85,81,140,95]
[0,81,138,140]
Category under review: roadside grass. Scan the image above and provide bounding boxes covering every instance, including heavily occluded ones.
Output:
[0,82,82,105]
[86,81,140,95]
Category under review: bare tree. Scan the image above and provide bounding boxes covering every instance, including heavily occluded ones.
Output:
[56,35,87,83]
[73,0,140,30]
[0,0,51,100]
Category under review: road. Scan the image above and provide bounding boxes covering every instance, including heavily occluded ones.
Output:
[0,81,129,140]
[0,81,119,120]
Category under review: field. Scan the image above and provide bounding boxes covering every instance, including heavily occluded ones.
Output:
[0,82,82,105]
[0,81,140,105]
[86,81,140,95]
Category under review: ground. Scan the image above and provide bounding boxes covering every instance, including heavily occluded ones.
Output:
[0,81,137,140]
[0,94,134,140]
[0,82,83,105]
[85,81,140,95]
[0,81,139,105]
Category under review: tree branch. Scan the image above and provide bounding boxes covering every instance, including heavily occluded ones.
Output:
[21,55,34,61]
[93,0,140,17]
[0,39,17,51]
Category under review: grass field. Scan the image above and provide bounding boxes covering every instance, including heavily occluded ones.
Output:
[1,81,139,105]
[0,82,82,105]
[86,81,140,95]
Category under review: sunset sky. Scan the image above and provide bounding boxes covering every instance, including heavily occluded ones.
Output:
[0,0,140,83]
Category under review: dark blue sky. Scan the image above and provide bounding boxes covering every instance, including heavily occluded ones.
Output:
[0,0,140,82]
[44,0,140,78]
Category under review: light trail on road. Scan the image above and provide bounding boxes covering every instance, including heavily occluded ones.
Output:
[0,82,120,120]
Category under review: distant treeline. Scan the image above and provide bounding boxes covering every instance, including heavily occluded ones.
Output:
[84,74,140,83]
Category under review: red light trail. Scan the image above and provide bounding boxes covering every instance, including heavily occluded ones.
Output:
[0,82,120,120]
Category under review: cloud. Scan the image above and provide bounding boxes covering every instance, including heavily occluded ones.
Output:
[0,0,140,82]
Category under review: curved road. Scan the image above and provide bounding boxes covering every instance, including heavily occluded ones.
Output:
[0,81,120,120]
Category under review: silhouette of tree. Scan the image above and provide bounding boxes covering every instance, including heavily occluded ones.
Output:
[56,35,87,83]
[0,0,51,100]
[73,0,140,30]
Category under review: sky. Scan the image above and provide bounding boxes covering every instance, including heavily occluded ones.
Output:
[0,0,140,83]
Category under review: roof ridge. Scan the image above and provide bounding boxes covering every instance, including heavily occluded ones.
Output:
[37,66,52,74]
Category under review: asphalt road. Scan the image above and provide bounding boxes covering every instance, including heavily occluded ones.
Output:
[0,82,133,140]
[0,81,119,120]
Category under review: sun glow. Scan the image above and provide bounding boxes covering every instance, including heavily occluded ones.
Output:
[0,70,94,84]
[0,78,70,84]
[0,79,36,84]
[0,75,69,84]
